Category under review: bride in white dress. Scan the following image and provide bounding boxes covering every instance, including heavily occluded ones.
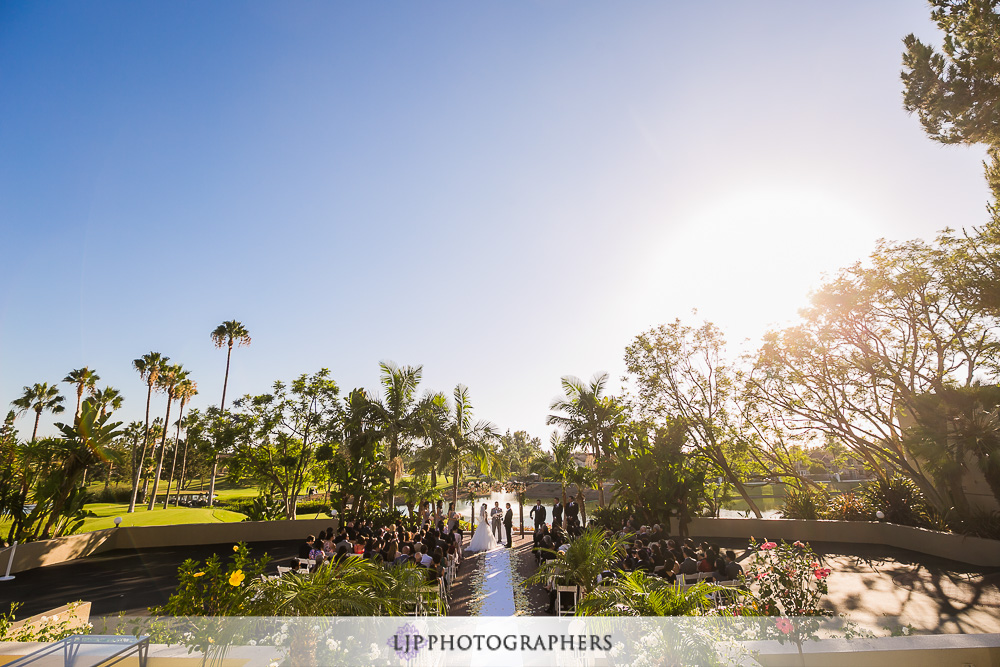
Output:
[466,502,499,553]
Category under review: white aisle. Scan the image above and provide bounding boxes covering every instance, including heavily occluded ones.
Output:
[476,546,516,616]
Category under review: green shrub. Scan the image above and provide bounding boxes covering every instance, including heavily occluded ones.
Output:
[295,501,332,516]
[823,492,872,521]
[86,485,133,504]
[590,505,633,531]
[955,507,1000,540]
[779,488,824,520]
[859,477,935,528]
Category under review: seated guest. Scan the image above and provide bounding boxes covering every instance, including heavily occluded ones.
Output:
[420,544,433,567]
[299,535,316,559]
[650,543,666,569]
[698,548,716,573]
[679,547,698,575]
[393,545,411,566]
[354,537,366,555]
[724,550,744,581]
[659,555,677,583]
[636,550,654,573]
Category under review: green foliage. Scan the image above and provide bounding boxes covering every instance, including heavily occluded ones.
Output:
[779,488,824,521]
[152,542,270,617]
[0,602,91,642]
[526,526,629,595]
[859,477,937,529]
[87,486,134,504]
[743,539,831,618]
[294,500,331,516]
[823,493,871,522]
[589,504,633,531]
[577,570,727,617]
[239,495,285,522]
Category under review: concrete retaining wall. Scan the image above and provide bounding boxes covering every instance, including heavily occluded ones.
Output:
[688,517,1000,567]
[2,516,996,574]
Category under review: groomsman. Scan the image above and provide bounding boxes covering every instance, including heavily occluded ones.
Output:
[552,497,563,528]
[566,498,579,524]
[503,503,514,547]
[491,502,504,542]
[530,500,547,530]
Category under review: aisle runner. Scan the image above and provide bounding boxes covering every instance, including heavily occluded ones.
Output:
[476,547,516,616]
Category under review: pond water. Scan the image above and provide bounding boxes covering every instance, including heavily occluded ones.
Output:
[397,491,526,524]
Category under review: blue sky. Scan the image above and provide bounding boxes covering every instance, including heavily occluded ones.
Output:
[0,1,991,441]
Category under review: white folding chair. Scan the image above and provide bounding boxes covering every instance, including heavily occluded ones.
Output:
[556,585,579,616]
[276,566,292,576]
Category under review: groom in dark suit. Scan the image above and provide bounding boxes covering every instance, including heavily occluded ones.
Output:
[503,503,514,548]
[530,500,546,530]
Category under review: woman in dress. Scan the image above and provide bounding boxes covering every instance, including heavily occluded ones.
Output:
[466,502,499,553]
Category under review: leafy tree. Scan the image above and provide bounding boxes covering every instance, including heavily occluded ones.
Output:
[129,351,169,513]
[327,388,386,517]
[42,398,123,537]
[369,361,422,507]
[747,238,1000,519]
[231,370,340,518]
[901,0,1000,207]
[210,320,251,506]
[527,526,629,595]
[624,320,763,517]
[499,429,544,477]
[546,373,625,508]
[11,382,66,443]
[410,392,451,488]
[531,432,578,508]
[62,367,100,420]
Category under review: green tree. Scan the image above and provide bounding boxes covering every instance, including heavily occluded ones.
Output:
[624,321,763,517]
[499,429,544,478]
[43,398,123,537]
[92,386,124,418]
[444,385,500,507]
[411,392,451,488]
[546,373,625,508]
[62,367,100,421]
[527,526,629,595]
[369,361,422,507]
[210,320,251,507]
[129,351,169,513]
[231,370,340,518]
[530,432,578,508]
[11,382,66,443]
[901,0,1000,207]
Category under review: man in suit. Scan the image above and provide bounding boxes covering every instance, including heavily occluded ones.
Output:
[503,503,514,547]
[491,502,503,541]
[529,500,547,530]
[551,497,563,528]
[566,499,579,524]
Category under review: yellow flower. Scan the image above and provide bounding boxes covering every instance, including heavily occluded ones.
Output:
[233,545,239,552]
[228,570,246,586]
[193,572,205,578]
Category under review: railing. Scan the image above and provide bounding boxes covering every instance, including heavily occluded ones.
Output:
[0,541,17,581]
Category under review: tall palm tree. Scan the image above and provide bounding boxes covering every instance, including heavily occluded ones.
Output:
[412,392,450,488]
[531,432,578,508]
[546,372,626,508]
[369,361,423,506]
[163,377,197,508]
[147,364,185,510]
[63,367,100,420]
[175,410,203,505]
[445,384,500,508]
[210,320,251,507]
[129,352,169,513]
[11,383,66,442]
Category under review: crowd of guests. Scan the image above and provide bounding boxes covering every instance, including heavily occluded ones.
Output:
[290,506,466,587]
[533,515,745,613]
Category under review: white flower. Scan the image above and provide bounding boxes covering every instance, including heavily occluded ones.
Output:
[902,626,910,635]
[368,643,380,659]
[268,662,279,667]
[39,617,48,623]
[248,640,257,646]
[280,623,289,633]
[326,638,340,651]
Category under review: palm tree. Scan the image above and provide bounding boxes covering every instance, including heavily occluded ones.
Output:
[129,352,169,513]
[546,373,626,508]
[11,383,66,442]
[527,526,630,596]
[445,384,500,508]
[92,386,124,417]
[147,364,186,510]
[42,398,123,538]
[210,320,251,507]
[163,377,197,508]
[576,569,725,616]
[568,464,598,527]
[174,410,203,505]
[531,432,578,509]
[369,361,423,507]
[412,392,450,488]
[397,474,438,517]
[63,367,100,420]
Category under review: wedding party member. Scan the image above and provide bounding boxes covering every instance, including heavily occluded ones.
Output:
[491,502,503,541]
[565,499,579,524]
[551,497,563,528]
[530,500,547,530]
[503,502,514,547]
[467,503,499,552]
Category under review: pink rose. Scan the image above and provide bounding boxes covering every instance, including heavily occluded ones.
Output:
[761,541,777,550]
[776,617,793,635]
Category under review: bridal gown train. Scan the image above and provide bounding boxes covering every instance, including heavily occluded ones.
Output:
[466,509,499,553]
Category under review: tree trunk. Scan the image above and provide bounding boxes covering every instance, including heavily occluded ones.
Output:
[452,458,460,508]
[104,462,113,490]
[31,410,41,443]
[594,443,605,507]
[177,432,192,507]
[715,449,763,518]
[210,344,233,509]
[163,399,187,509]
[128,384,154,514]
[146,393,174,511]
[430,465,437,489]
[387,434,399,508]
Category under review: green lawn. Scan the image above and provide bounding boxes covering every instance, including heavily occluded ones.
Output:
[78,503,246,531]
